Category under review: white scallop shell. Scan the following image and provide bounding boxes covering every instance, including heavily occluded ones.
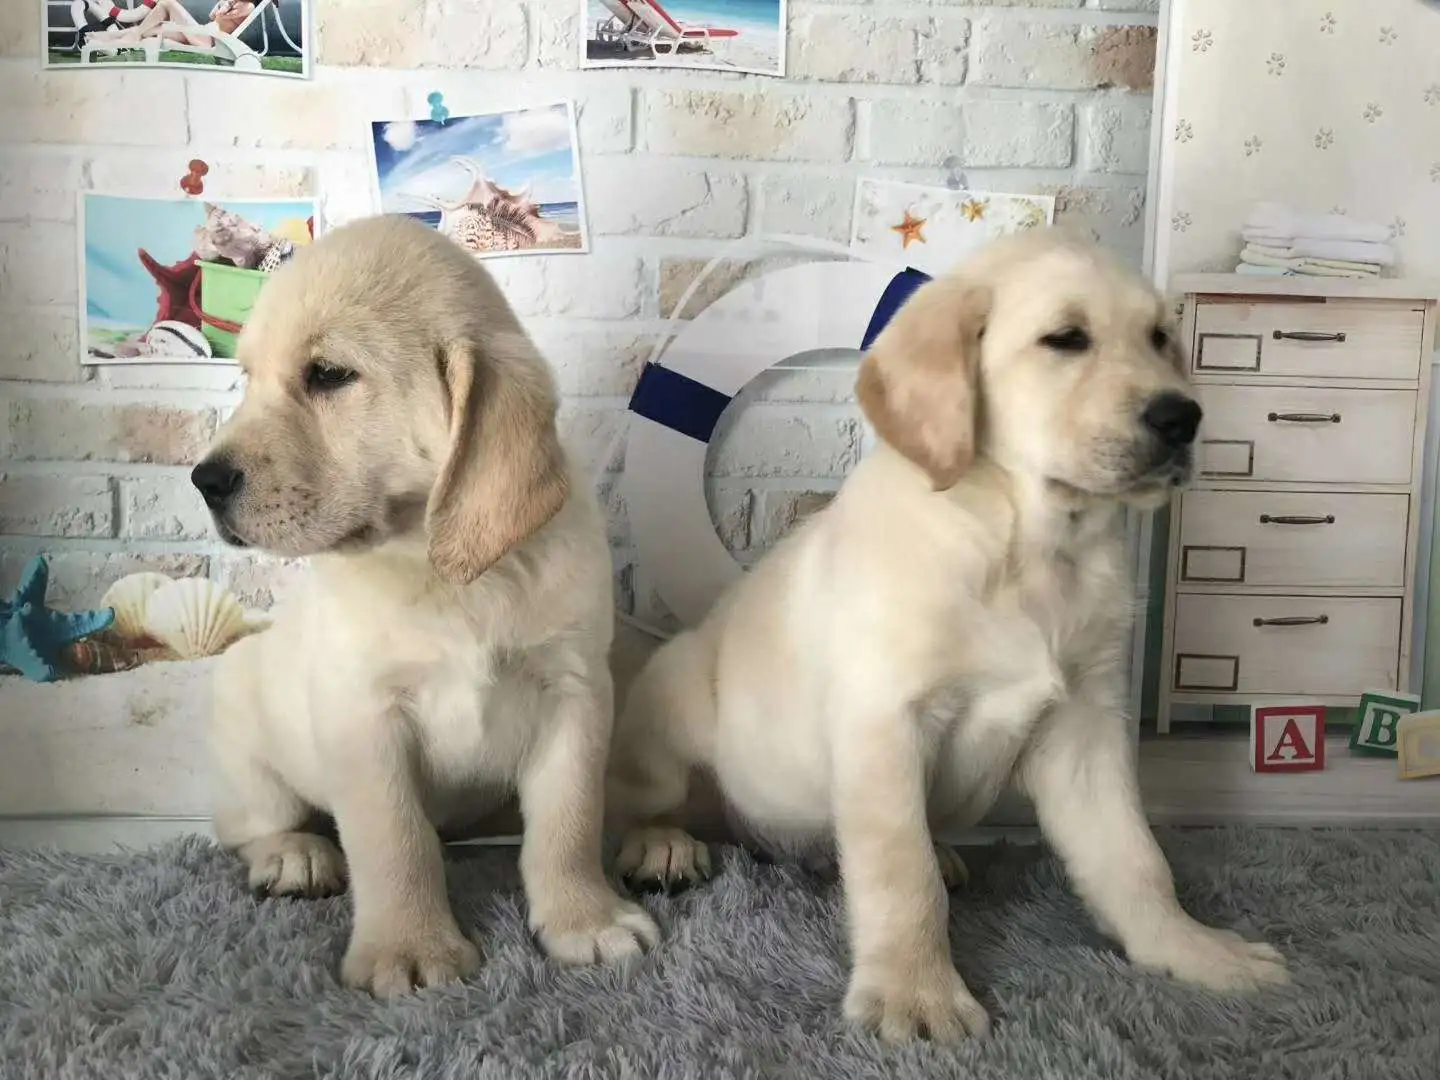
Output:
[142,578,247,660]
[99,572,173,641]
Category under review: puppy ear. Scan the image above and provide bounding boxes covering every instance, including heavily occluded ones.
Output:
[856,277,990,491]
[425,335,570,585]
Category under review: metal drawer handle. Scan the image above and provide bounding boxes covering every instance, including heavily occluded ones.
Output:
[1252,615,1330,627]
[1272,330,1347,342]
[1267,411,1341,424]
[1259,514,1335,525]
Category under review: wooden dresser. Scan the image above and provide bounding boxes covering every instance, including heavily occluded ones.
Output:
[1157,274,1440,733]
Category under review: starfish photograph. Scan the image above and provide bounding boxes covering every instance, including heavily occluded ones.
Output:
[852,180,1055,276]
[890,209,928,248]
[0,556,115,683]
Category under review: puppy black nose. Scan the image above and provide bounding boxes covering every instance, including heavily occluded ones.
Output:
[1142,392,1203,448]
[191,457,244,509]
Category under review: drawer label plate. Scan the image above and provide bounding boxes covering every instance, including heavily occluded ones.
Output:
[1174,653,1240,692]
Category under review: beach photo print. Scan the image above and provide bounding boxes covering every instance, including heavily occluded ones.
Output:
[851,180,1056,276]
[44,0,311,77]
[581,0,784,76]
[369,102,589,259]
[79,193,318,364]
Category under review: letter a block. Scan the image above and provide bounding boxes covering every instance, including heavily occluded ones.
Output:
[1350,690,1420,758]
[1250,704,1326,773]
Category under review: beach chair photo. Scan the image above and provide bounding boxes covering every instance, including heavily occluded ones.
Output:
[592,0,739,61]
[66,0,306,75]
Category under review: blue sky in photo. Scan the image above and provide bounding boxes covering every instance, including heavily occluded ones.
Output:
[371,104,582,212]
[84,194,314,326]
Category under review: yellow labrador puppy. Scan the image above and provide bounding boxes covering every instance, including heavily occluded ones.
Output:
[606,229,1287,1040]
[195,215,658,997]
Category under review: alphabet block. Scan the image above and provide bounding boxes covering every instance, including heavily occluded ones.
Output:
[1350,690,1420,758]
[1397,711,1440,780]
[1250,704,1326,773]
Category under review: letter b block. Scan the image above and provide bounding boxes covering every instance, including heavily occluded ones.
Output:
[1350,690,1420,758]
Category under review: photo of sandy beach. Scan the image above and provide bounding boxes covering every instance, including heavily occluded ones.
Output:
[582,0,784,76]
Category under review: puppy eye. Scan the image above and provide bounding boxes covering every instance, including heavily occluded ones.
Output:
[1040,327,1091,353]
[1151,326,1170,351]
[305,362,357,393]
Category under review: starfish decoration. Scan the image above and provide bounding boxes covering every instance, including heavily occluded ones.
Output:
[960,198,988,222]
[0,556,115,683]
[137,249,203,328]
[890,210,927,249]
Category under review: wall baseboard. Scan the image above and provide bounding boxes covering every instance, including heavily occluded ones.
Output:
[4,735,1432,854]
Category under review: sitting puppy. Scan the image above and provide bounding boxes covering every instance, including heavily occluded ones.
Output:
[606,229,1287,1040]
[195,215,658,997]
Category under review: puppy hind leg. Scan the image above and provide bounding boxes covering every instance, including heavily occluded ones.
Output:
[214,754,347,900]
[607,632,716,893]
[212,689,346,902]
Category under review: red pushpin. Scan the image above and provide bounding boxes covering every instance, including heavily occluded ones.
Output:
[180,158,210,196]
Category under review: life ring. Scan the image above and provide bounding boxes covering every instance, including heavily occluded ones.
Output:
[623,260,931,627]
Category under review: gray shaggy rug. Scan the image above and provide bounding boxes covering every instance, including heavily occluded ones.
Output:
[1,828,1437,1080]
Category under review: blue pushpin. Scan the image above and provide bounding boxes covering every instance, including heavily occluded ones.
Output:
[427,92,450,125]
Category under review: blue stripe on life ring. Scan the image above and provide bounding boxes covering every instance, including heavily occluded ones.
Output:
[628,361,734,443]
[860,267,932,351]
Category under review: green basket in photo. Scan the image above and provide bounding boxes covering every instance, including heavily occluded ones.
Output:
[193,260,269,359]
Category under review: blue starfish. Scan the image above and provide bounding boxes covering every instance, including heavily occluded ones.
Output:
[0,556,115,683]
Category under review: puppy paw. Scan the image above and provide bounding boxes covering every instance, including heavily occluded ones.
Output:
[531,894,661,966]
[934,844,970,891]
[1129,919,1289,992]
[244,832,346,899]
[845,961,991,1043]
[617,826,713,894]
[341,925,481,998]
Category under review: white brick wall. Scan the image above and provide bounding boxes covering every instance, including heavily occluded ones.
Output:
[0,0,1158,622]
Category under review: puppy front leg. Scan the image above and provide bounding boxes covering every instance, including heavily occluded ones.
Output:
[520,664,660,965]
[328,720,479,998]
[834,706,991,1043]
[1018,684,1288,992]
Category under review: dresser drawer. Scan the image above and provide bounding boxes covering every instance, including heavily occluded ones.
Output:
[1176,490,1410,589]
[1194,385,1417,485]
[1170,594,1401,696]
[1192,300,1425,380]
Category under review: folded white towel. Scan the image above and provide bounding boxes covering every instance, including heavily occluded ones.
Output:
[1242,242,1294,259]
[1240,235,1395,266]
[1297,256,1382,274]
[1244,201,1390,244]
[1235,263,1293,277]
[1240,249,1298,270]
[1292,258,1380,279]
[1238,248,1382,279]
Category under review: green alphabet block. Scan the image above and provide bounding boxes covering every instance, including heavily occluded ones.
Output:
[1350,690,1421,758]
